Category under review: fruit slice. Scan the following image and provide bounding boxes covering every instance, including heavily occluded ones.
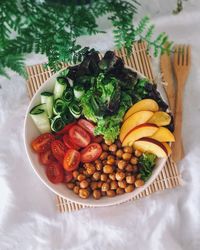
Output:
[150,127,175,142]
[120,111,154,142]
[133,137,168,158]
[162,142,172,156]
[148,111,171,126]
[124,99,159,121]
[122,123,158,147]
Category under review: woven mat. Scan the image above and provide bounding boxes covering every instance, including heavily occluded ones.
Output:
[26,42,182,213]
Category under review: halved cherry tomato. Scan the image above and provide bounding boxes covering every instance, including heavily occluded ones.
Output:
[39,150,55,166]
[55,122,76,135]
[80,143,102,163]
[63,171,73,183]
[31,133,55,153]
[63,149,80,171]
[69,125,91,148]
[77,119,95,137]
[46,162,64,184]
[51,140,66,163]
[63,134,80,150]
[92,135,103,144]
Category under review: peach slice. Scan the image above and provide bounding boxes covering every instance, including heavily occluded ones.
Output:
[120,111,154,142]
[162,142,172,156]
[148,111,171,126]
[122,123,158,147]
[133,137,168,158]
[150,127,175,142]
[124,99,159,121]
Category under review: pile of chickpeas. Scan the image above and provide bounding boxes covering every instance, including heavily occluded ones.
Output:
[66,139,145,199]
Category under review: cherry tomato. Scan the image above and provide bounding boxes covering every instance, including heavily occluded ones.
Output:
[51,140,67,163]
[63,149,80,171]
[80,143,102,163]
[55,122,76,135]
[69,125,91,148]
[31,133,55,153]
[63,134,80,150]
[92,135,103,144]
[46,162,64,184]
[77,119,95,137]
[39,150,55,166]
[63,171,73,183]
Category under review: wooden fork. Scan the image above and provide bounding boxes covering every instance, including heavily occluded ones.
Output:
[172,45,191,163]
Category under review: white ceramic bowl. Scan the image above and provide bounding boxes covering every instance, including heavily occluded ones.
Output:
[24,67,168,207]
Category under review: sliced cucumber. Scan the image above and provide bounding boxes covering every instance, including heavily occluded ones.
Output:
[74,85,85,99]
[63,87,74,104]
[54,77,68,99]
[41,92,54,118]
[60,107,75,124]
[29,104,51,133]
[69,101,82,118]
[51,115,65,132]
[53,98,66,115]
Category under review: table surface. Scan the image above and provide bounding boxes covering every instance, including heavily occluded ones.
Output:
[1,1,200,249]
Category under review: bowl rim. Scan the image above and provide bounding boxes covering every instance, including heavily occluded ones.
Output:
[23,65,168,207]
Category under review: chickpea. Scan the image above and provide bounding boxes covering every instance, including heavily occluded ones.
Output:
[109,144,117,152]
[79,188,90,199]
[83,170,89,177]
[73,186,80,194]
[100,173,108,182]
[109,173,116,181]
[103,165,113,174]
[130,157,138,165]
[97,181,103,188]
[107,155,115,165]
[126,175,135,184]
[116,140,122,148]
[135,179,144,187]
[122,153,132,161]
[116,149,123,158]
[125,185,134,193]
[115,172,125,181]
[72,170,79,179]
[100,152,108,160]
[123,146,133,154]
[118,180,127,189]
[77,174,86,182]
[86,164,96,175]
[135,149,142,157]
[105,139,113,145]
[66,182,75,190]
[93,172,101,181]
[116,187,124,195]
[126,164,134,172]
[118,160,127,170]
[110,180,118,190]
[80,180,89,189]
[107,190,116,197]
[101,143,109,151]
[93,190,101,200]
[101,183,110,192]
[90,181,98,190]
[95,160,103,171]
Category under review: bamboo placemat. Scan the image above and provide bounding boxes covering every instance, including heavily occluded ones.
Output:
[26,42,182,213]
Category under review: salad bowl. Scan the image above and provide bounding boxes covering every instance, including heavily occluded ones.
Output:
[24,62,169,207]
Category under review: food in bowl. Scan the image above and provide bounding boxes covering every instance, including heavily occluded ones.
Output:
[29,50,175,199]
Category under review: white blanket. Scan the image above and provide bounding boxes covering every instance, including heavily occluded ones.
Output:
[1,1,200,249]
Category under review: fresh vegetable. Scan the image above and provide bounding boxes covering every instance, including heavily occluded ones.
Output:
[53,98,66,115]
[39,150,55,165]
[54,76,68,100]
[51,140,66,163]
[31,133,55,153]
[46,162,64,184]
[69,100,82,118]
[64,171,73,183]
[77,119,95,137]
[60,108,74,124]
[51,115,65,132]
[62,87,74,104]
[80,143,102,163]
[63,134,80,150]
[41,92,54,118]
[73,85,85,99]
[55,122,76,135]
[69,125,91,148]
[29,104,51,133]
[63,149,80,171]
[138,153,157,181]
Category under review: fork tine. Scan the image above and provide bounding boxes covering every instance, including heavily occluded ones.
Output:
[174,45,179,65]
[183,45,187,65]
[187,45,191,66]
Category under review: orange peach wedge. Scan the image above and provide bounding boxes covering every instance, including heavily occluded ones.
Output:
[120,110,154,142]
[162,142,172,156]
[124,99,159,121]
[122,123,158,147]
[133,137,168,158]
[150,127,175,142]
[148,111,171,126]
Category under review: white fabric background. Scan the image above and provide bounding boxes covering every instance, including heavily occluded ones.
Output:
[0,1,200,249]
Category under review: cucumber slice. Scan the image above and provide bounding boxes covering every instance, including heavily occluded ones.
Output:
[60,107,75,124]
[53,98,66,115]
[41,92,54,118]
[51,115,65,132]
[29,104,51,133]
[69,101,82,118]
[63,87,74,104]
[74,86,85,99]
[54,77,68,99]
